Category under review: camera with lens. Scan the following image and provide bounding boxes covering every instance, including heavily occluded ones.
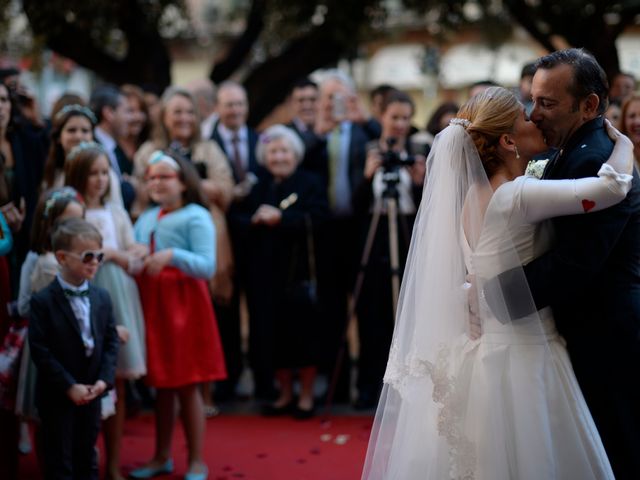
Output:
[381,137,416,173]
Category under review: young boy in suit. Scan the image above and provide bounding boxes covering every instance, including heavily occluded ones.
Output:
[29,218,119,479]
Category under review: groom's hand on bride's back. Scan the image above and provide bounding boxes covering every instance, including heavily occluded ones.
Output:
[465,274,482,339]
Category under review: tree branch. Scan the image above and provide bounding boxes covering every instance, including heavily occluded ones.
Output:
[23,0,171,89]
[244,25,344,126]
[504,0,555,52]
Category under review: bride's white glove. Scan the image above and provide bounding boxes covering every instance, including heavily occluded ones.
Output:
[604,118,634,176]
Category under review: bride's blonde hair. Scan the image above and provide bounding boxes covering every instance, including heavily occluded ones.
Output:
[457,86,520,177]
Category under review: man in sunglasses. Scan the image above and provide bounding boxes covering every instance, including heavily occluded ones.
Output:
[29,218,119,479]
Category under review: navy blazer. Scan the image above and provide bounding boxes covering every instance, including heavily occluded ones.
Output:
[302,122,368,208]
[491,116,640,372]
[523,117,640,344]
[286,121,328,179]
[210,121,261,183]
[29,279,119,402]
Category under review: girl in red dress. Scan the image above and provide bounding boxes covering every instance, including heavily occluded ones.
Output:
[132,151,226,480]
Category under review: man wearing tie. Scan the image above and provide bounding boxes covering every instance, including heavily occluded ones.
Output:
[210,81,261,189]
[286,78,326,177]
[210,81,267,399]
[90,85,133,209]
[313,70,369,403]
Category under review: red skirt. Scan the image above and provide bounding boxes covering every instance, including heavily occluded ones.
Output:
[136,267,227,388]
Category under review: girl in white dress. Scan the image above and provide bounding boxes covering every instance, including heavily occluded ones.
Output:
[363,87,634,480]
[64,142,147,480]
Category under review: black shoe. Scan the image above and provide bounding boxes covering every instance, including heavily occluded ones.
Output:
[292,405,315,420]
[261,401,295,416]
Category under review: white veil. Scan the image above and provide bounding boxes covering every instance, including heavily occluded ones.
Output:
[360,119,592,479]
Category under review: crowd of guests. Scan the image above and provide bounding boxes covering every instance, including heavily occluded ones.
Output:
[0,61,637,479]
[603,72,640,168]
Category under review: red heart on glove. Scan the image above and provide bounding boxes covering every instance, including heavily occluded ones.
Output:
[582,199,596,212]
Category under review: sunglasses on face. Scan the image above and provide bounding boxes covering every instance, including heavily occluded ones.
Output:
[65,250,105,264]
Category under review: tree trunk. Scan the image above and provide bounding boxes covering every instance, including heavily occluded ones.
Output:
[240,0,376,126]
[244,27,345,126]
[210,0,267,84]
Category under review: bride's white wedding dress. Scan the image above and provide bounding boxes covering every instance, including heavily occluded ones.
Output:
[362,136,628,479]
[454,173,615,479]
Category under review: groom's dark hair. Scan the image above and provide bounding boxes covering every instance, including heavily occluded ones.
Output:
[535,48,609,115]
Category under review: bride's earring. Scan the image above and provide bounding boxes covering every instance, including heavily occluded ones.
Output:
[514,145,520,159]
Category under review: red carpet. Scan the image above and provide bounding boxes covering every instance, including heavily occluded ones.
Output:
[20,414,373,479]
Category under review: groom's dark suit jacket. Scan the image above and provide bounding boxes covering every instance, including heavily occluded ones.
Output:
[508,116,640,478]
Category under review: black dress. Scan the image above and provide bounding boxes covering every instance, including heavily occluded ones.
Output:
[230,169,329,371]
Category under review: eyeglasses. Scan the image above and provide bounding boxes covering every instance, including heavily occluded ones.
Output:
[145,173,179,182]
[65,250,105,264]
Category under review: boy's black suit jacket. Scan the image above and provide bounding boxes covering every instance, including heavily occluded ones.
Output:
[29,279,119,404]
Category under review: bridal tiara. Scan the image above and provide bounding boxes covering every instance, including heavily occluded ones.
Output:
[450,118,472,129]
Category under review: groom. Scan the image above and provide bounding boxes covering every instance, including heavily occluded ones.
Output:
[497,48,640,478]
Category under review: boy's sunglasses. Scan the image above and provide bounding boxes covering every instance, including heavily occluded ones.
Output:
[65,250,105,264]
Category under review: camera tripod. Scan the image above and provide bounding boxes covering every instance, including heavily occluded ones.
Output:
[322,172,411,417]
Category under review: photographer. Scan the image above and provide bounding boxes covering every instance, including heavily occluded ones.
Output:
[352,90,425,409]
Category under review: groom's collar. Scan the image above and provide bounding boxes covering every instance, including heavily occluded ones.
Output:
[558,116,604,159]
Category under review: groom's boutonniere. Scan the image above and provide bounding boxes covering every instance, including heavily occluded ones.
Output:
[525,159,549,179]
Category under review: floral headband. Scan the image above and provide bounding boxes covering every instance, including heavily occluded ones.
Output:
[148,150,180,171]
[43,187,83,218]
[66,141,106,162]
[54,104,97,125]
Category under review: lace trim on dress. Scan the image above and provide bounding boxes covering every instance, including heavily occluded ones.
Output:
[385,341,477,480]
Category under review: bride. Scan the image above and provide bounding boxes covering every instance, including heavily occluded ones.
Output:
[362,87,634,480]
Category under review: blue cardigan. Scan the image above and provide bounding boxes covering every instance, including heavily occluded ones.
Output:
[134,204,216,279]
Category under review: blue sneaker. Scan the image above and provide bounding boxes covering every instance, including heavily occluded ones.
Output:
[128,459,174,479]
